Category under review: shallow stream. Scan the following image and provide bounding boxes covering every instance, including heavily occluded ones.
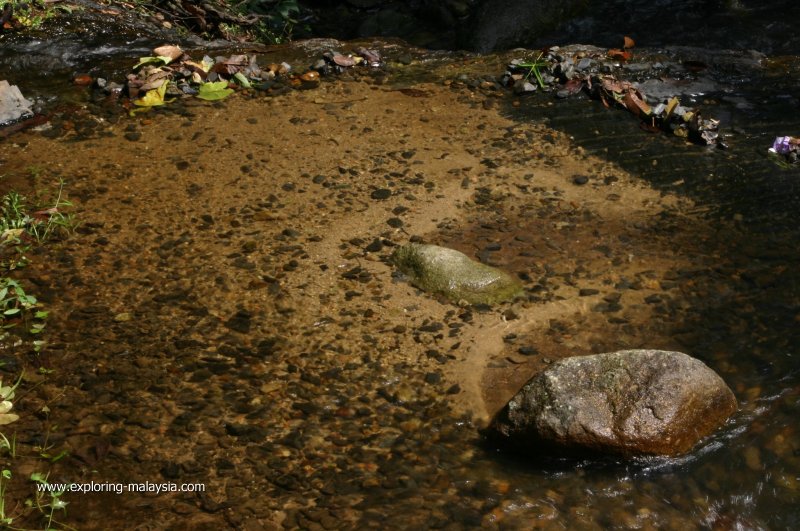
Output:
[0,20,798,531]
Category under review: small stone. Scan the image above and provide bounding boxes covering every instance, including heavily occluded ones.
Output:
[225,310,252,334]
[371,188,392,200]
[579,288,599,296]
[365,239,383,253]
[424,372,442,384]
[572,175,589,185]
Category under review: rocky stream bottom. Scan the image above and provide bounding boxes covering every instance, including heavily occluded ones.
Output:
[0,72,798,529]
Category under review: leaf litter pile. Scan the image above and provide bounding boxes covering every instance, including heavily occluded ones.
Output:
[97,44,385,114]
[78,38,728,150]
[502,38,724,147]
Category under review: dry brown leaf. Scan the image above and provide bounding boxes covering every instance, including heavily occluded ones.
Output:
[608,49,632,61]
[624,90,651,117]
[153,45,183,62]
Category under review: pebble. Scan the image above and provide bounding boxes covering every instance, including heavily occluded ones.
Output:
[371,188,392,200]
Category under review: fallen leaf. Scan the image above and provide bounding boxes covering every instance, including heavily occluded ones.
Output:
[233,72,251,88]
[132,55,177,70]
[184,60,210,75]
[133,81,169,107]
[1,228,25,243]
[624,36,635,49]
[332,54,356,67]
[562,78,585,95]
[197,80,234,101]
[608,49,632,61]
[0,413,19,425]
[153,45,183,62]
[623,89,651,116]
[664,97,680,119]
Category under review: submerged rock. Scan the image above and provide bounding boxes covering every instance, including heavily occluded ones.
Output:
[493,349,737,456]
[0,80,33,126]
[391,243,523,305]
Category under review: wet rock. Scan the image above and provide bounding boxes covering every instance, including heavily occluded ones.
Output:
[391,243,524,305]
[513,80,537,95]
[493,349,738,456]
[0,80,33,125]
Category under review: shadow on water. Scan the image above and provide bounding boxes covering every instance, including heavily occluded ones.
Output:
[509,80,800,230]
[484,47,800,529]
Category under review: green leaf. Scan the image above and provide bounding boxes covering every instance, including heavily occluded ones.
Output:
[52,497,68,509]
[132,56,173,70]
[30,472,47,483]
[34,310,48,319]
[3,309,19,316]
[197,81,234,101]
[49,450,69,464]
[233,72,251,88]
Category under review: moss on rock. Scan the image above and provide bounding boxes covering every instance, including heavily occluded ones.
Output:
[391,243,523,305]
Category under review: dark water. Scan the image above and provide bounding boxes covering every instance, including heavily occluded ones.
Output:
[495,46,800,530]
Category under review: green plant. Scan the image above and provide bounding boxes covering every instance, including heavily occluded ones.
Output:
[0,278,47,336]
[0,376,20,427]
[1,180,76,271]
[0,469,14,527]
[239,0,303,44]
[29,472,69,530]
[0,0,71,28]
[0,278,37,323]
[1,183,74,247]
[518,52,551,89]
[0,432,16,458]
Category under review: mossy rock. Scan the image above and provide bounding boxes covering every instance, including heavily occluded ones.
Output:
[391,243,524,305]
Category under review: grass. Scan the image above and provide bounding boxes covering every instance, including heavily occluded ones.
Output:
[0,178,76,529]
[0,179,75,247]
[518,52,551,89]
[1,179,74,348]
[29,472,71,531]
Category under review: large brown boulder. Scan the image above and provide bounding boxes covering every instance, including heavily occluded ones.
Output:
[493,349,737,456]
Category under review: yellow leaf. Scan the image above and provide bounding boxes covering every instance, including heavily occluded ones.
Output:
[133,81,169,107]
[665,97,679,119]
